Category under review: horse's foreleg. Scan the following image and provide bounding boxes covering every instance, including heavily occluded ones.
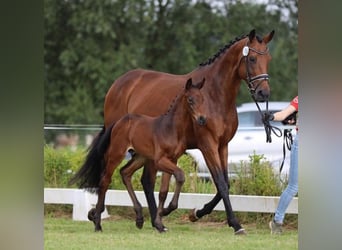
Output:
[189,192,222,222]
[155,158,185,232]
[190,145,229,221]
[218,144,244,234]
[140,160,158,228]
[120,156,146,229]
[153,172,171,232]
[216,171,244,234]
[196,170,241,233]
[160,172,176,216]
[189,144,244,234]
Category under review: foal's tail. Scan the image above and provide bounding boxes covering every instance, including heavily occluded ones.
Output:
[69,124,115,194]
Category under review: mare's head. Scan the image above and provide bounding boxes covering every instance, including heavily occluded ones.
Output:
[184,78,206,126]
[238,29,275,102]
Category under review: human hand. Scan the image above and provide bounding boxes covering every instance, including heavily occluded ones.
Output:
[263,111,274,122]
[281,111,297,125]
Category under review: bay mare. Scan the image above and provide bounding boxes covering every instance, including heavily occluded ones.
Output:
[70,29,274,234]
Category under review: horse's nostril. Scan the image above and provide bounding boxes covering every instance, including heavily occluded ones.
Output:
[197,116,206,126]
[257,90,269,101]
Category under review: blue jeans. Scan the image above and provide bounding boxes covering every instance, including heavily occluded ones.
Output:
[274,134,298,224]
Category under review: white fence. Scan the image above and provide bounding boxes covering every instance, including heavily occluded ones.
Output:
[44,188,298,221]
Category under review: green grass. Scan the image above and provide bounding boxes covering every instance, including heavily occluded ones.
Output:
[44,213,298,250]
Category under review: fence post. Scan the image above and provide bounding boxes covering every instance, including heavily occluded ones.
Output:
[72,189,109,221]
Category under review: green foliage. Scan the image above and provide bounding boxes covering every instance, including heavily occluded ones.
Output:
[44,145,86,187]
[108,161,145,191]
[44,147,285,197]
[44,0,298,124]
[230,152,285,196]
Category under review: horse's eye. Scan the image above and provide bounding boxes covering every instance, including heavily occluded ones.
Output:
[249,56,256,63]
[187,97,194,105]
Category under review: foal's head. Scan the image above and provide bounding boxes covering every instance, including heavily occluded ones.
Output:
[184,78,206,126]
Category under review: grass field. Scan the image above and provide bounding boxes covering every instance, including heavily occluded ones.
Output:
[44,210,298,250]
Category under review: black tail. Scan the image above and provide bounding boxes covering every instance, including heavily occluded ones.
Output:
[69,124,115,193]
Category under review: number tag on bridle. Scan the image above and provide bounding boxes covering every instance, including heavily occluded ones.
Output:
[242,46,249,56]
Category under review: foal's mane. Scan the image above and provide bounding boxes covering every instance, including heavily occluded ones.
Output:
[198,33,263,67]
[163,92,182,116]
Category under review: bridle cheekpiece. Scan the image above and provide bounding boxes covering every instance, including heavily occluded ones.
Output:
[241,42,280,143]
[242,43,270,95]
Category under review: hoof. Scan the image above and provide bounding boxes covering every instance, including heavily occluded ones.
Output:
[234,228,246,235]
[158,226,168,233]
[135,217,144,229]
[88,208,96,221]
[94,225,102,232]
[154,225,168,233]
[189,208,199,222]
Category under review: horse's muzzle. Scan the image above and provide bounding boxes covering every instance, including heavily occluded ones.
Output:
[197,116,207,126]
[254,89,270,102]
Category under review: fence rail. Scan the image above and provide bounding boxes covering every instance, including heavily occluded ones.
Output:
[44,188,298,221]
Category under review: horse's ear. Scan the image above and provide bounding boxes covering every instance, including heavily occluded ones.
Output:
[196,78,205,89]
[185,78,193,90]
[263,30,275,44]
[248,29,256,42]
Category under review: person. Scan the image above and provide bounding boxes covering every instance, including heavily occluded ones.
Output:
[264,96,298,234]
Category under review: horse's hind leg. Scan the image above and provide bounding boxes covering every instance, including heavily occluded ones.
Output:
[89,169,111,232]
[120,155,146,229]
[90,146,126,231]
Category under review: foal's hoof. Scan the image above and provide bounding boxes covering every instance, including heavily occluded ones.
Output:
[234,228,246,235]
[189,208,199,222]
[94,225,103,232]
[135,217,144,229]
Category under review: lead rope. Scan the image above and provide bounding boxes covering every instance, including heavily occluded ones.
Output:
[242,44,281,143]
[242,44,285,174]
[252,97,282,143]
[279,128,293,173]
[253,96,293,174]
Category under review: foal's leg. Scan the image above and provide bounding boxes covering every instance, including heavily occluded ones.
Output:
[89,157,123,231]
[120,155,146,229]
[154,157,185,232]
[160,172,174,216]
[89,143,127,232]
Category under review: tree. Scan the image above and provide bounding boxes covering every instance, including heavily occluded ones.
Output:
[44,0,297,124]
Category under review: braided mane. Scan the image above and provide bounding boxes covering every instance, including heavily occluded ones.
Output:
[199,34,247,66]
[163,93,180,116]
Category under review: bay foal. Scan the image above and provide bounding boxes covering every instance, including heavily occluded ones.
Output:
[87,78,206,232]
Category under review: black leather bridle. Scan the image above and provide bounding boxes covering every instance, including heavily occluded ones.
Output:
[240,43,281,143]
